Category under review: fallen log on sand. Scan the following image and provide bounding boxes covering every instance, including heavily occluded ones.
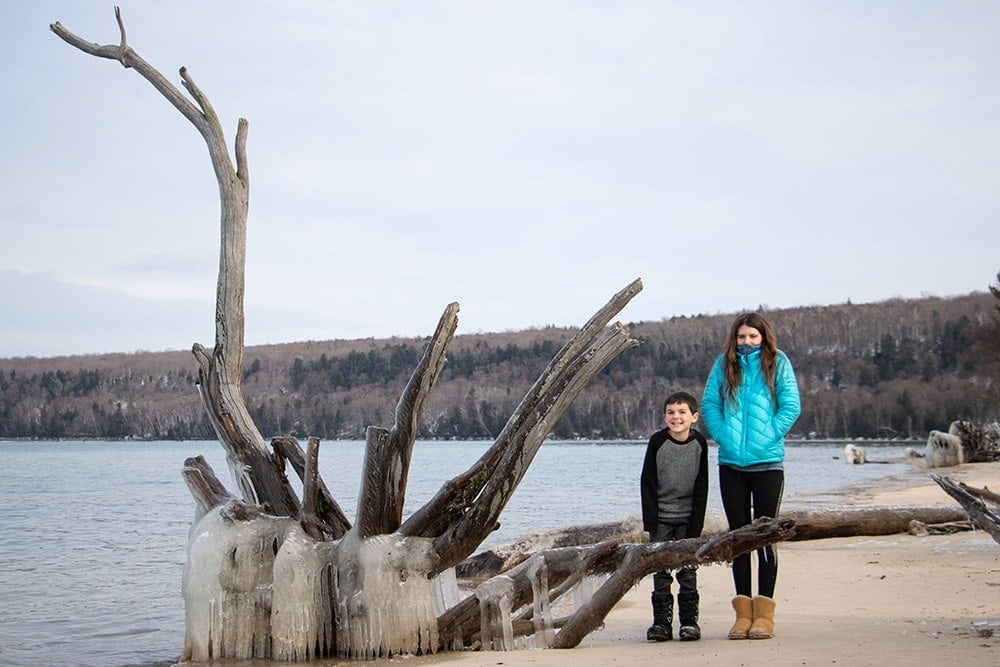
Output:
[779,505,969,541]
[458,505,970,579]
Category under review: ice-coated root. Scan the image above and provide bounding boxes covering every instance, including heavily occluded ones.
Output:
[271,524,339,660]
[476,575,516,651]
[183,516,460,662]
[333,532,441,659]
[181,505,292,661]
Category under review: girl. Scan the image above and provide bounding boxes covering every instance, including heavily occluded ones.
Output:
[701,312,801,640]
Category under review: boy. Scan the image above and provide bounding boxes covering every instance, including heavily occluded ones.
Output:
[640,391,709,641]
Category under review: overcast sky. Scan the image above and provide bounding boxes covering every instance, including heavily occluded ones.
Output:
[2,2,998,359]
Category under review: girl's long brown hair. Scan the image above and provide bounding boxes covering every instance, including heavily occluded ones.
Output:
[722,312,779,401]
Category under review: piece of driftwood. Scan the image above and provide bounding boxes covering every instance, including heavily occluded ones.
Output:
[908,519,974,536]
[931,475,1000,545]
[457,505,972,580]
[957,480,1000,505]
[456,518,646,579]
[780,505,969,541]
[437,517,796,650]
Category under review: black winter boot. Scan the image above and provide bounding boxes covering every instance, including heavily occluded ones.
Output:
[677,590,701,641]
[646,592,673,641]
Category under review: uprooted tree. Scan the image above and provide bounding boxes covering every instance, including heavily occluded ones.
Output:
[52,11,794,661]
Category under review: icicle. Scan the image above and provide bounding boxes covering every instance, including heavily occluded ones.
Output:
[271,524,338,660]
[182,504,291,661]
[432,567,466,651]
[572,573,600,613]
[475,575,515,651]
[525,555,555,648]
[432,566,461,615]
[333,532,440,659]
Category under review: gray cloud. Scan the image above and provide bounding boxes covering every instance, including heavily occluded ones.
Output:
[2,2,998,356]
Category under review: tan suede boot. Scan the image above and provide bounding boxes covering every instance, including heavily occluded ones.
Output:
[748,595,776,639]
[727,595,753,639]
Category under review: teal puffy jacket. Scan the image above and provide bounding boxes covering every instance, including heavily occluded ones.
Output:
[701,349,801,468]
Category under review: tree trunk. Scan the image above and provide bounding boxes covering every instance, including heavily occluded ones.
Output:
[51,10,789,661]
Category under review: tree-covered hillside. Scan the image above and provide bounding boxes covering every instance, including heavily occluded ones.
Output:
[1,292,997,441]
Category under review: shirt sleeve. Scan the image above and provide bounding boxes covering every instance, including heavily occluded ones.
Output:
[700,356,727,445]
[639,435,660,533]
[687,432,710,537]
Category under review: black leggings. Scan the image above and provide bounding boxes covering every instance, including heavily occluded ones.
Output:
[719,465,784,598]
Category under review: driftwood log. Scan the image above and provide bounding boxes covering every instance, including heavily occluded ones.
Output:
[779,505,969,541]
[439,517,795,650]
[51,11,796,661]
[458,504,973,579]
[931,475,1000,544]
[457,518,647,580]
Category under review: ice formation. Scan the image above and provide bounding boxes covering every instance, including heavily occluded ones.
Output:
[183,505,453,661]
[333,532,440,659]
[573,573,600,612]
[182,504,291,661]
[270,524,338,660]
[432,566,461,616]
[525,555,555,648]
[476,575,516,651]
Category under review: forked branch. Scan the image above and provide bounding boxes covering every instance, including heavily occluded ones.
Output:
[53,9,296,516]
[356,303,460,537]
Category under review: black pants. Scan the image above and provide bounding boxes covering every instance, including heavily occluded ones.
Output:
[719,465,784,598]
[650,521,697,596]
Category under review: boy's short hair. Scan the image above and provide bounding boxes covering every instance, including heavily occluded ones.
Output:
[663,391,699,413]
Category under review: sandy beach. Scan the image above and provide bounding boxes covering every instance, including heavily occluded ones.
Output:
[344,460,1000,667]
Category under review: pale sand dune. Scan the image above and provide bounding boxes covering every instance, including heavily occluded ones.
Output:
[232,462,1000,667]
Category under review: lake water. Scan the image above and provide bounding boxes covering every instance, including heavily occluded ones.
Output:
[0,438,925,667]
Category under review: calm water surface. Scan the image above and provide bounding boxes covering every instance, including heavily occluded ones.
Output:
[0,439,923,667]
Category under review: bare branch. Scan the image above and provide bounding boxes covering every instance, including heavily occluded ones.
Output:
[958,480,1000,506]
[113,6,128,65]
[352,303,460,538]
[271,436,350,538]
[52,16,203,131]
[932,474,1000,544]
[235,118,249,186]
[182,455,236,517]
[299,437,331,540]
[391,303,459,449]
[178,66,229,154]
